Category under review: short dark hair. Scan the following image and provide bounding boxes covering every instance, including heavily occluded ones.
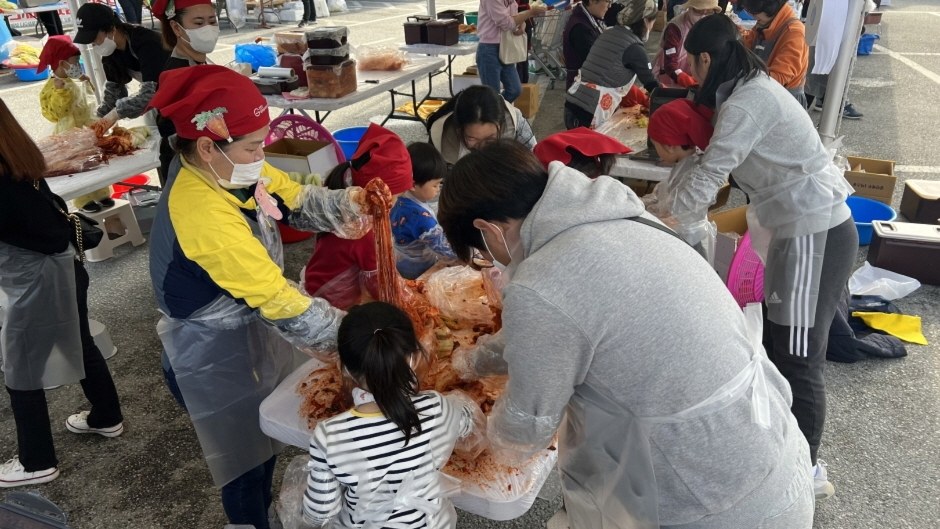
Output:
[684,14,768,108]
[566,149,616,179]
[426,85,507,137]
[338,302,424,444]
[173,134,246,162]
[438,140,547,262]
[738,0,787,16]
[407,142,447,186]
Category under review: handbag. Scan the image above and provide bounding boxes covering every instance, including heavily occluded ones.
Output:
[499,29,528,64]
[34,181,104,262]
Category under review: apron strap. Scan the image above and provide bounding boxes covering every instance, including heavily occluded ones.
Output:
[626,216,688,245]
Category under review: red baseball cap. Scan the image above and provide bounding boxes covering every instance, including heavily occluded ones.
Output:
[36,35,80,74]
[533,127,633,168]
[151,0,212,19]
[647,99,715,152]
[146,65,269,141]
[349,124,414,194]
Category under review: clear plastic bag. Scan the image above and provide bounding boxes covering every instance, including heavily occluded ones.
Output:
[36,128,104,176]
[451,333,507,381]
[227,0,248,28]
[445,389,489,459]
[277,455,315,529]
[326,0,347,13]
[355,45,408,71]
[425,267,494,329]
[848,262,921,300]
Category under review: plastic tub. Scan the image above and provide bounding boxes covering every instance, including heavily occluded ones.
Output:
[333,126,368,159]
[857,34,880,56]
[464,11,477,25]
[847,195,897,244]
[111,175,150,198]
[3,63,50,82]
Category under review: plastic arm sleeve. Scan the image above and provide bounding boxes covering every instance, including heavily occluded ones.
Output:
[264,294,345,351]
[114,80,157,120]
[287,185,372,239]
[417,225,458,260]
[445,390,489,459]
[515,109,538,151]
[674,104,764,217]
[451,332,508,381]
[302,438,341,527]
[96,81,126,118]
[486,393,561,465]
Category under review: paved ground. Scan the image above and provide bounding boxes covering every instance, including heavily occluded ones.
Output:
[1,0,939,527]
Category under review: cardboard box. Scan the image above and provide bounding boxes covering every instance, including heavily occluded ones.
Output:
[708,206,748,283]
[264,138,339,176]
[652,9,667,32]
[513,83,540,118]
[454,73,482,93]
[844,156,897,205]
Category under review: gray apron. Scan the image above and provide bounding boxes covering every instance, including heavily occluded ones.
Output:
[557,305,773,528]
[0,243,84,391]
[753,18,808,108]
[155,172,294,487]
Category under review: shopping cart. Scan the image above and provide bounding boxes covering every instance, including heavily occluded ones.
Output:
[528,2,573,89]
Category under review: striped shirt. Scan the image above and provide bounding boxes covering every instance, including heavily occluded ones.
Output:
[302,391,474,529]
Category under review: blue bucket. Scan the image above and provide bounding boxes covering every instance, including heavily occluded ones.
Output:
[13,67,50,82]
[857,34,880,56]
[333,126,369,160]
[846,196,896,245]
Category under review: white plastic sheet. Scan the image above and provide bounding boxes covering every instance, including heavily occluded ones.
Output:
[848,262,921,300]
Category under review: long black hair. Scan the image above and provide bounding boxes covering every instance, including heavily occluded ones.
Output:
[426,85,507,138]
[684,14,768,108]
[338,302,424,443]
[438,140,547,262]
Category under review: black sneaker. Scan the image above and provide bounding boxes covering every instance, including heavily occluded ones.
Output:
[843,103,863,119]
[298,20,307,27]
[80,201,102,213]
[99,197,115,208]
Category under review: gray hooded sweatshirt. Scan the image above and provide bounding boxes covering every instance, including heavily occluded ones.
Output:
[498,163,809,526]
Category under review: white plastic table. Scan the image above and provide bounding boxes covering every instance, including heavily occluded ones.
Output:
[6,3,70,35]
[265,55,446,126]
[399,41,477,97]
[46,128,161,201]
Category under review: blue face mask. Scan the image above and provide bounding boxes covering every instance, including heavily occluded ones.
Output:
[479,223,512,270]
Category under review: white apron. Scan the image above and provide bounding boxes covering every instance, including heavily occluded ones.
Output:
[568,72,637,129]
[559,304,772,528]
[0,242,84,391]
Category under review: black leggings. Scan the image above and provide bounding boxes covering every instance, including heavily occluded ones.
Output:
[6,260,123,472]
[762,218,858,464]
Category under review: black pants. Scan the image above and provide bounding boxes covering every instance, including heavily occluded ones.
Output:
[564,102,593,130]
[116,0,143,23]
[300,0,317,23]
[6,260,124,472]
[37,12,63,36]
[762,218,858,465]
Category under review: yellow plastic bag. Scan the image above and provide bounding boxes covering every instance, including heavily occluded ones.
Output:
[852,312,928,345]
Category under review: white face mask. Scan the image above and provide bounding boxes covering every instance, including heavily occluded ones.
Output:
[209,147,265,189]
[178,23,220,54]
[64,62,84,79]
[93,36,117,56]
[479,223,513,270]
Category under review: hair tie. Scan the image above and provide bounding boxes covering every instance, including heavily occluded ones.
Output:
[374,328,383,335]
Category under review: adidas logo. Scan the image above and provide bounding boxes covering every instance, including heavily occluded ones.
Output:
[767,292,782,304]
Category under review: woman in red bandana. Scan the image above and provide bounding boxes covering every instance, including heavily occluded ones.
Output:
[146,65,371,529]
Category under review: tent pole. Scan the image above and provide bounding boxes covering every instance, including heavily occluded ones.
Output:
[818,0,865,145]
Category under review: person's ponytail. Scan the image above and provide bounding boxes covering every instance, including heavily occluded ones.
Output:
[323,152,372,190]
[338,302,425,444]
[684,15,768,109]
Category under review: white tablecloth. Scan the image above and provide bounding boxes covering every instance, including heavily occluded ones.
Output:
[46,127,161,201]
[265,56,447,112]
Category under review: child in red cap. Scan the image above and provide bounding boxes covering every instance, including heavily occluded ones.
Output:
[38,35,114,212]
[645,98,718,258]
[533,127,632,178]
[303,124,415,308]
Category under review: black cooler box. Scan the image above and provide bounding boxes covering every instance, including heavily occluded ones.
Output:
[867,221,940,285]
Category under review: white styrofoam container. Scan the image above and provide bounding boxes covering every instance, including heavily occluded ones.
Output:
[282,1,303,8]
[260,358,558,521]
[278,8,305,21]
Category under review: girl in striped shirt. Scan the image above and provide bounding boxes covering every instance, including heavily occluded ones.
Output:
[302,302,484,529]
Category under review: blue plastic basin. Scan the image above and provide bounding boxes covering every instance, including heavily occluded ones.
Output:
[333,126,369,160]
[13,67,49,82]
[846,196,896,245]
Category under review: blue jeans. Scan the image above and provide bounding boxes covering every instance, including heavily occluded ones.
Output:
[476,43,523,102]
[221,455,278,529]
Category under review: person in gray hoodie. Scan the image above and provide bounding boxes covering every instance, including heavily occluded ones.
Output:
[437,140,814,528]
[679,15,857,501]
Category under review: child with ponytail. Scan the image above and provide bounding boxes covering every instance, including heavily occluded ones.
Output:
[302,302,485,529]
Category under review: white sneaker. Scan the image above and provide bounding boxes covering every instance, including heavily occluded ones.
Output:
[0,458,59,488]
[66,411,124,438]
[810,100,823,112]
[813,460,835,500]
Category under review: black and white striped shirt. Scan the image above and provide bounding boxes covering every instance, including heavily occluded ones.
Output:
[302,391,474,529]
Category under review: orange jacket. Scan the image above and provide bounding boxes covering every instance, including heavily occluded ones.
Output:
[742,4,808,89]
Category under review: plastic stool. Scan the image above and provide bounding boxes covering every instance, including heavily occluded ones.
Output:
[90,319,117,359]
[82,199,146,262]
